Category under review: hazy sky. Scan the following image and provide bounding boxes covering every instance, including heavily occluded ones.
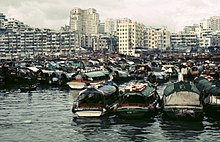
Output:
[1,0,220,32]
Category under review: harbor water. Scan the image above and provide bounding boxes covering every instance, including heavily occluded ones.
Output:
[1,84,220,142]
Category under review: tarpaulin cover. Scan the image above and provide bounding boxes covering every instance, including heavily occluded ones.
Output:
[164,81,200,97]
[85,70,109,78]
[165,91,200,106]
[194,77,220,96]
[99,85,117,96]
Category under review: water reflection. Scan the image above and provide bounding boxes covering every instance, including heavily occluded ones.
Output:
[72,115,113,141]
[205,116,220,130]
[71,115,157,141]
[160,119,204,141]
[111,116,156,141]
[27,92,32,104]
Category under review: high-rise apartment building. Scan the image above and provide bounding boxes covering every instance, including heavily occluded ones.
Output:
[210,16,220,31]
[146,27,170,50]
[170,33,198,49]
[183,24,199,34]
[0,13,7,32]
[200,19,211,30]
[104,18,118,36]
[117,18,145,56]
[69,8,100,35]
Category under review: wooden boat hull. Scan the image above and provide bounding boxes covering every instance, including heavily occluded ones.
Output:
[204,101,220,117]
[116,106,156,119]
[163,106,203,120]
[20,84,38,92]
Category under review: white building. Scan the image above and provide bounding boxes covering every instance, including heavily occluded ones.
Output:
[0,13,6,31]
[69,8,100,35]
[200,18,211,31]
[104,18,118,36]
[117,18,145,57]
[210,16,220,31]
[170,33,198,49]
[183,24,199,34]
[146,27,170,50]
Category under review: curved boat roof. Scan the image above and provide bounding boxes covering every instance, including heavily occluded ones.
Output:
[123,81,155,97]
[163,81,200,97]
[194,77,220,96]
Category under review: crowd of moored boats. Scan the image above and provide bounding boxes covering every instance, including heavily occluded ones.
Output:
[1,54,220,120]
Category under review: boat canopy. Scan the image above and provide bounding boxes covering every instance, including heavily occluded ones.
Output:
[163,81,200,97]
[140,86,154,97]
[99,85,117,96]
[84,70,109,78]
[209,87,220,96]
[26,67,39,72]
[77,88,105,103]
[165,91,201,106]
[194,77,213,92]
[194,77,220,96]
[124,82,155,97]
[151,72,167,79]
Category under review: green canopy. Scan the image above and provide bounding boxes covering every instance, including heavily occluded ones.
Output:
[164,81,200,96]
[85,70,109,78]
[194,77,220,96]
[140,86,154,97]
[124,81,155,97]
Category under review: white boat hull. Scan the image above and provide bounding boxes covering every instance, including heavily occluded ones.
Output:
[67,82,86,89]
[75,110,106,117]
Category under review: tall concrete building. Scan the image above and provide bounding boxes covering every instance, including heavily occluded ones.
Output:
[104,18,118,36]
[183,24,199,34]
[146,27,170,50]
[117,18,145,56]
[0,13,7,32]
[170,33,198,49]
[200,18,211,30]
[210,16,220,31]
[98,22,105,34]
[69,8,100,35]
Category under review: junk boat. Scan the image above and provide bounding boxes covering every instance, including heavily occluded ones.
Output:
[194,74,220,117]
[72,80,119,117]
[114,80,159,119]
[162,80,203,120]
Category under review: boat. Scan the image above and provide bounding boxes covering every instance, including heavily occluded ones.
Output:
[161,64,178,79]
[194,75,220,117]
[72,80,119,117]
[114,80,159,119]
[188,66,200,79]
[147,71,169,84]
[106,66,131,83]
[129,64,150,80]
[67,68,109,89]
[20,84,38,92]
[162,81,203,120]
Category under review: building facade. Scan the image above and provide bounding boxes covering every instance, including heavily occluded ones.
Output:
[170,33,199,49]
[0,15,80,57]
[117,18,145,57]
[69,8,100,35]
[210,16,220,31]
[104,18,118,36]
[146,27,170,50]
